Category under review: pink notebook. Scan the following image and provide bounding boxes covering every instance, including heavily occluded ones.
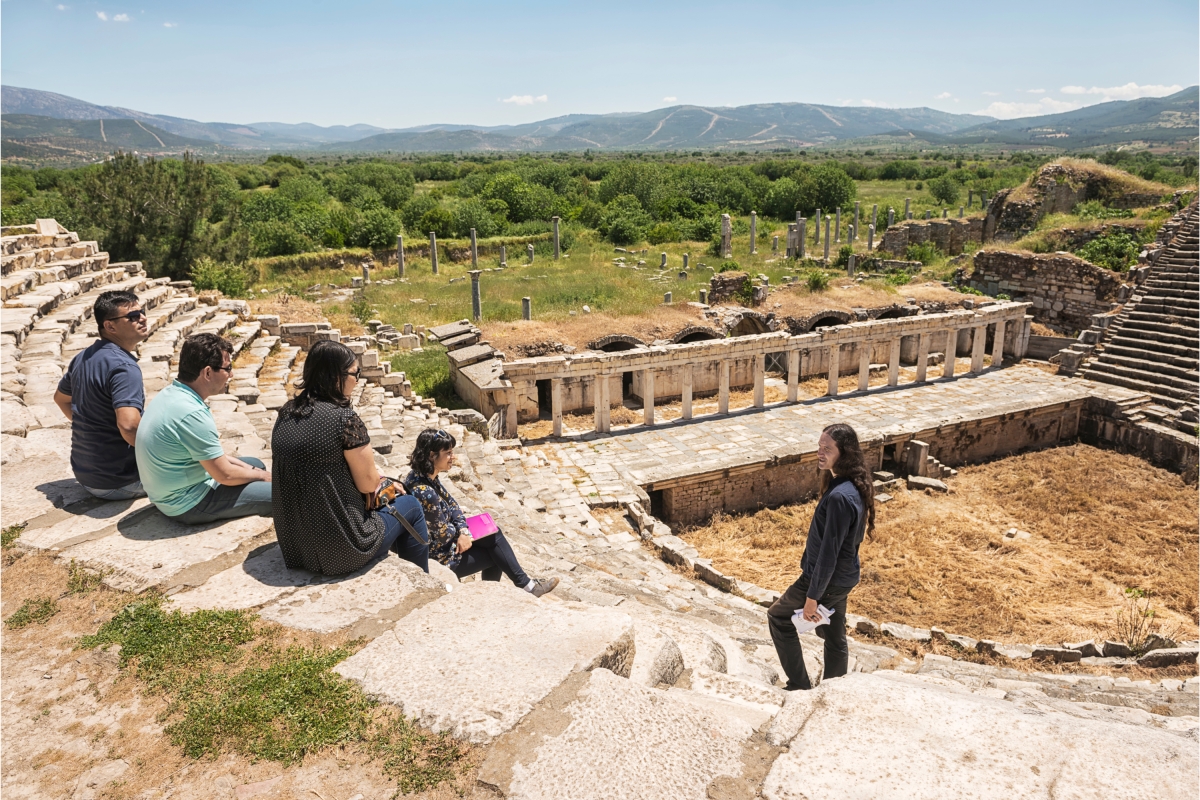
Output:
[465,513,499,539]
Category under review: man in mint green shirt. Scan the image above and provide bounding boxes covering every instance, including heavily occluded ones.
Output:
[137,333,272,524]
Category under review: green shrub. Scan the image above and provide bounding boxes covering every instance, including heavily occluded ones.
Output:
[905,241,940,265]
[885,271,912,287]
[1076,231,1140,272]
[190,258,250,297]
[806,269,830,292]
[5,597,58,629]
[250,221,314,258]
[954,285,985,296]
[928,175,961,206]
[717,260,741,273]
[600,195,652,245]
[1,523,25,548]
[1073,200,1134,220]
[646,222,681,245]
[834,245,854,267]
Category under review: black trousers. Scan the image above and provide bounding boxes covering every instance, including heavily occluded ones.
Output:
[452,530,530,588]
[767,572,854,690]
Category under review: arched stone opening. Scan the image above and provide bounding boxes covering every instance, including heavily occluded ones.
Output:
[671,326,723,344]
[588,334,646,352]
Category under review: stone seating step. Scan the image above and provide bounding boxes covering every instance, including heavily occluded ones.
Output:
[1120,313,1199,334]
[1095,352,1199,382]
[0,427,90,528]
[1103,341,1198,366]
[1110,325,1197,351]
[1081,366,1196,407]
[760,671,1196,800]
[334,580,636,744]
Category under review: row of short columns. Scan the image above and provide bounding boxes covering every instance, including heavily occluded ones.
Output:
[534,320,1008,435]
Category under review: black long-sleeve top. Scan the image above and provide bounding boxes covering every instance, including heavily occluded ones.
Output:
[800,476,867,600]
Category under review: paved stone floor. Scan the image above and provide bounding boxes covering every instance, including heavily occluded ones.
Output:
[532,365,1139,499]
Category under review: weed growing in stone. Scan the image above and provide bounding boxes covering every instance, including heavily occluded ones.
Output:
[65,559,108,595]
[1,523,26,548]
[77,598,466,794]
[5,597,60,629]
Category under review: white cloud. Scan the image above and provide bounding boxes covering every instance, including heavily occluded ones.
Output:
[935,91,952,100]
[96,11,108,20]
[56,4,68,10]
[163,21,177,27]
[112,13,130,21]
[1027,88,1045,94]
[1061,82,1183,100]
[662,96,677,102]
[501,94,548,106]
[976,97,1081,119]
[982,91,1000,97]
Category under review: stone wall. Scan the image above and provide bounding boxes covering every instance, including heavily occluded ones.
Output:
[967,250,1124,333]
[878,218,983,257]
[709,271,750,304]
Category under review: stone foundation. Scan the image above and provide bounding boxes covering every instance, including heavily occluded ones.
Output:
[878,218,983,257]
[967,250,1125,333]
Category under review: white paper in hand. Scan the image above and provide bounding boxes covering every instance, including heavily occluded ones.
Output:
[791,605,834,635]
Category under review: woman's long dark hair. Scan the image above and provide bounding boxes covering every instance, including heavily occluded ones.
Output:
[289,340,357,416]
[410,428,457,476]
[818,422,875,537]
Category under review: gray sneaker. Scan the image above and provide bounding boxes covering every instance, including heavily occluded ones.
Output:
[527,577,559,598]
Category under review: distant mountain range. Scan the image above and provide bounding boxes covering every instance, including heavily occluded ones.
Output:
[2,84,1196,162]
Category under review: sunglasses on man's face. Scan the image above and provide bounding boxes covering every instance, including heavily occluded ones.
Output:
[211,364,233,374]
[104,309,146,324]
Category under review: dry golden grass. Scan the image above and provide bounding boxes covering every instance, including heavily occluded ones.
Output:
[767,280,964,320]
[682,444,1198,645]
[480,306,709,354]
[1009,158,1176,203]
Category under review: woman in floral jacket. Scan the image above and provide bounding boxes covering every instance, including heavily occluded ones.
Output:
[403,429,558,597]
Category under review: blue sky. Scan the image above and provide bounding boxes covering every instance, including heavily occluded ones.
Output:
[2,0,1197,127]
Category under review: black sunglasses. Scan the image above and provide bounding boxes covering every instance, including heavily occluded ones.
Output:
[344,368,362,379]
[211,364,233,374]
[103,309,146,324]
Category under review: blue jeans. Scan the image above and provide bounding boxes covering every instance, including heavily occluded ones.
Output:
[167,457,274,525]
[373,495,430,573]
[453,529,529,588]
[82,480,146,501]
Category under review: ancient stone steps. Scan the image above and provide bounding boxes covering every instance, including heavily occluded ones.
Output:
[1095,352,1199,382]
[1112,320,1199,346]
[1103,341,1198,367]
[1081,364,1197,405]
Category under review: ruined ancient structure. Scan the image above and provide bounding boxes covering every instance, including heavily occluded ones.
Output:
[2,219,1198,799]
[878,216,983,257]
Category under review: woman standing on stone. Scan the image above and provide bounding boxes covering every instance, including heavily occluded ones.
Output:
[404,428,558,596]
[272,340,430,576]
[768,422,875,690]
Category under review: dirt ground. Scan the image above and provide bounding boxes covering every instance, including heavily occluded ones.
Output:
[0,553,488,800]
[480,280,968,355]
[681,444,1199,647]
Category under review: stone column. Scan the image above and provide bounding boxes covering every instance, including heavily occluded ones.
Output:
[718,360,730,414]
[500,245,508,267]
[835,208,841,243]
[787,349,800,402]
[916,333,930,382]
[750,211,758,254]
[663,291,672,304]
[681,364,694,420]
[798,218,806,259]
[943,329,957,378]
[469,270,482,322]
[858,343,870,391]
[888,208,895,227]
[942,208,948,219]
[888,338,901,386]
[470,228,478,267]
[429,232,439,274]
[699,288,708,304]
[772,235,779,253]
[593,374,610,433]
[362,262,370,286]
[991,320,1006,367]
[853,202,860,241]
[682,253,689,269]
[504,387,519,438]
[753,354,765,407]
[527,243,535,264]
[720,214,732,258]
[904,198,911,219]
[823,216,831,262]
[981,191,988,209]
[397,234,405,279]
[847,254,856,276]
[642,368,655,425]
[522,296,532,320]
[959,206,964,218]
[660,252,668,269]
[552,216,560,259]
[871,203,879,230]
[551,378,564,437]
[814,209,821,245]
[968,189,974,207]
[925,210,931,220]
[867,224,875,251]
[827,344,840,397]
[970,325,987,373]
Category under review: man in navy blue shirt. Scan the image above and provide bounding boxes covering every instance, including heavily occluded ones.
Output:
[54,290,149,500]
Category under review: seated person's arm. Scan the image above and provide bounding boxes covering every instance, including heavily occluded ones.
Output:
[199,454,270,486]
[344,444,382,494]
[53,389,73,422]
[114,406,141,447]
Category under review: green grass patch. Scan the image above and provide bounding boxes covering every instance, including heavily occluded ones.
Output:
[391,343,466,410]
[2,523,26,548]
[78,599,465,794]
[66,559,109,595]
[5,597,59,629]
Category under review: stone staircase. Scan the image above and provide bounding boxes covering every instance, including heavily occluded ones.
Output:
[1081,202,1199,429]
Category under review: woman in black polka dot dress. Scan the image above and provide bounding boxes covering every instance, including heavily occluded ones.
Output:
[271,340,429,576]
